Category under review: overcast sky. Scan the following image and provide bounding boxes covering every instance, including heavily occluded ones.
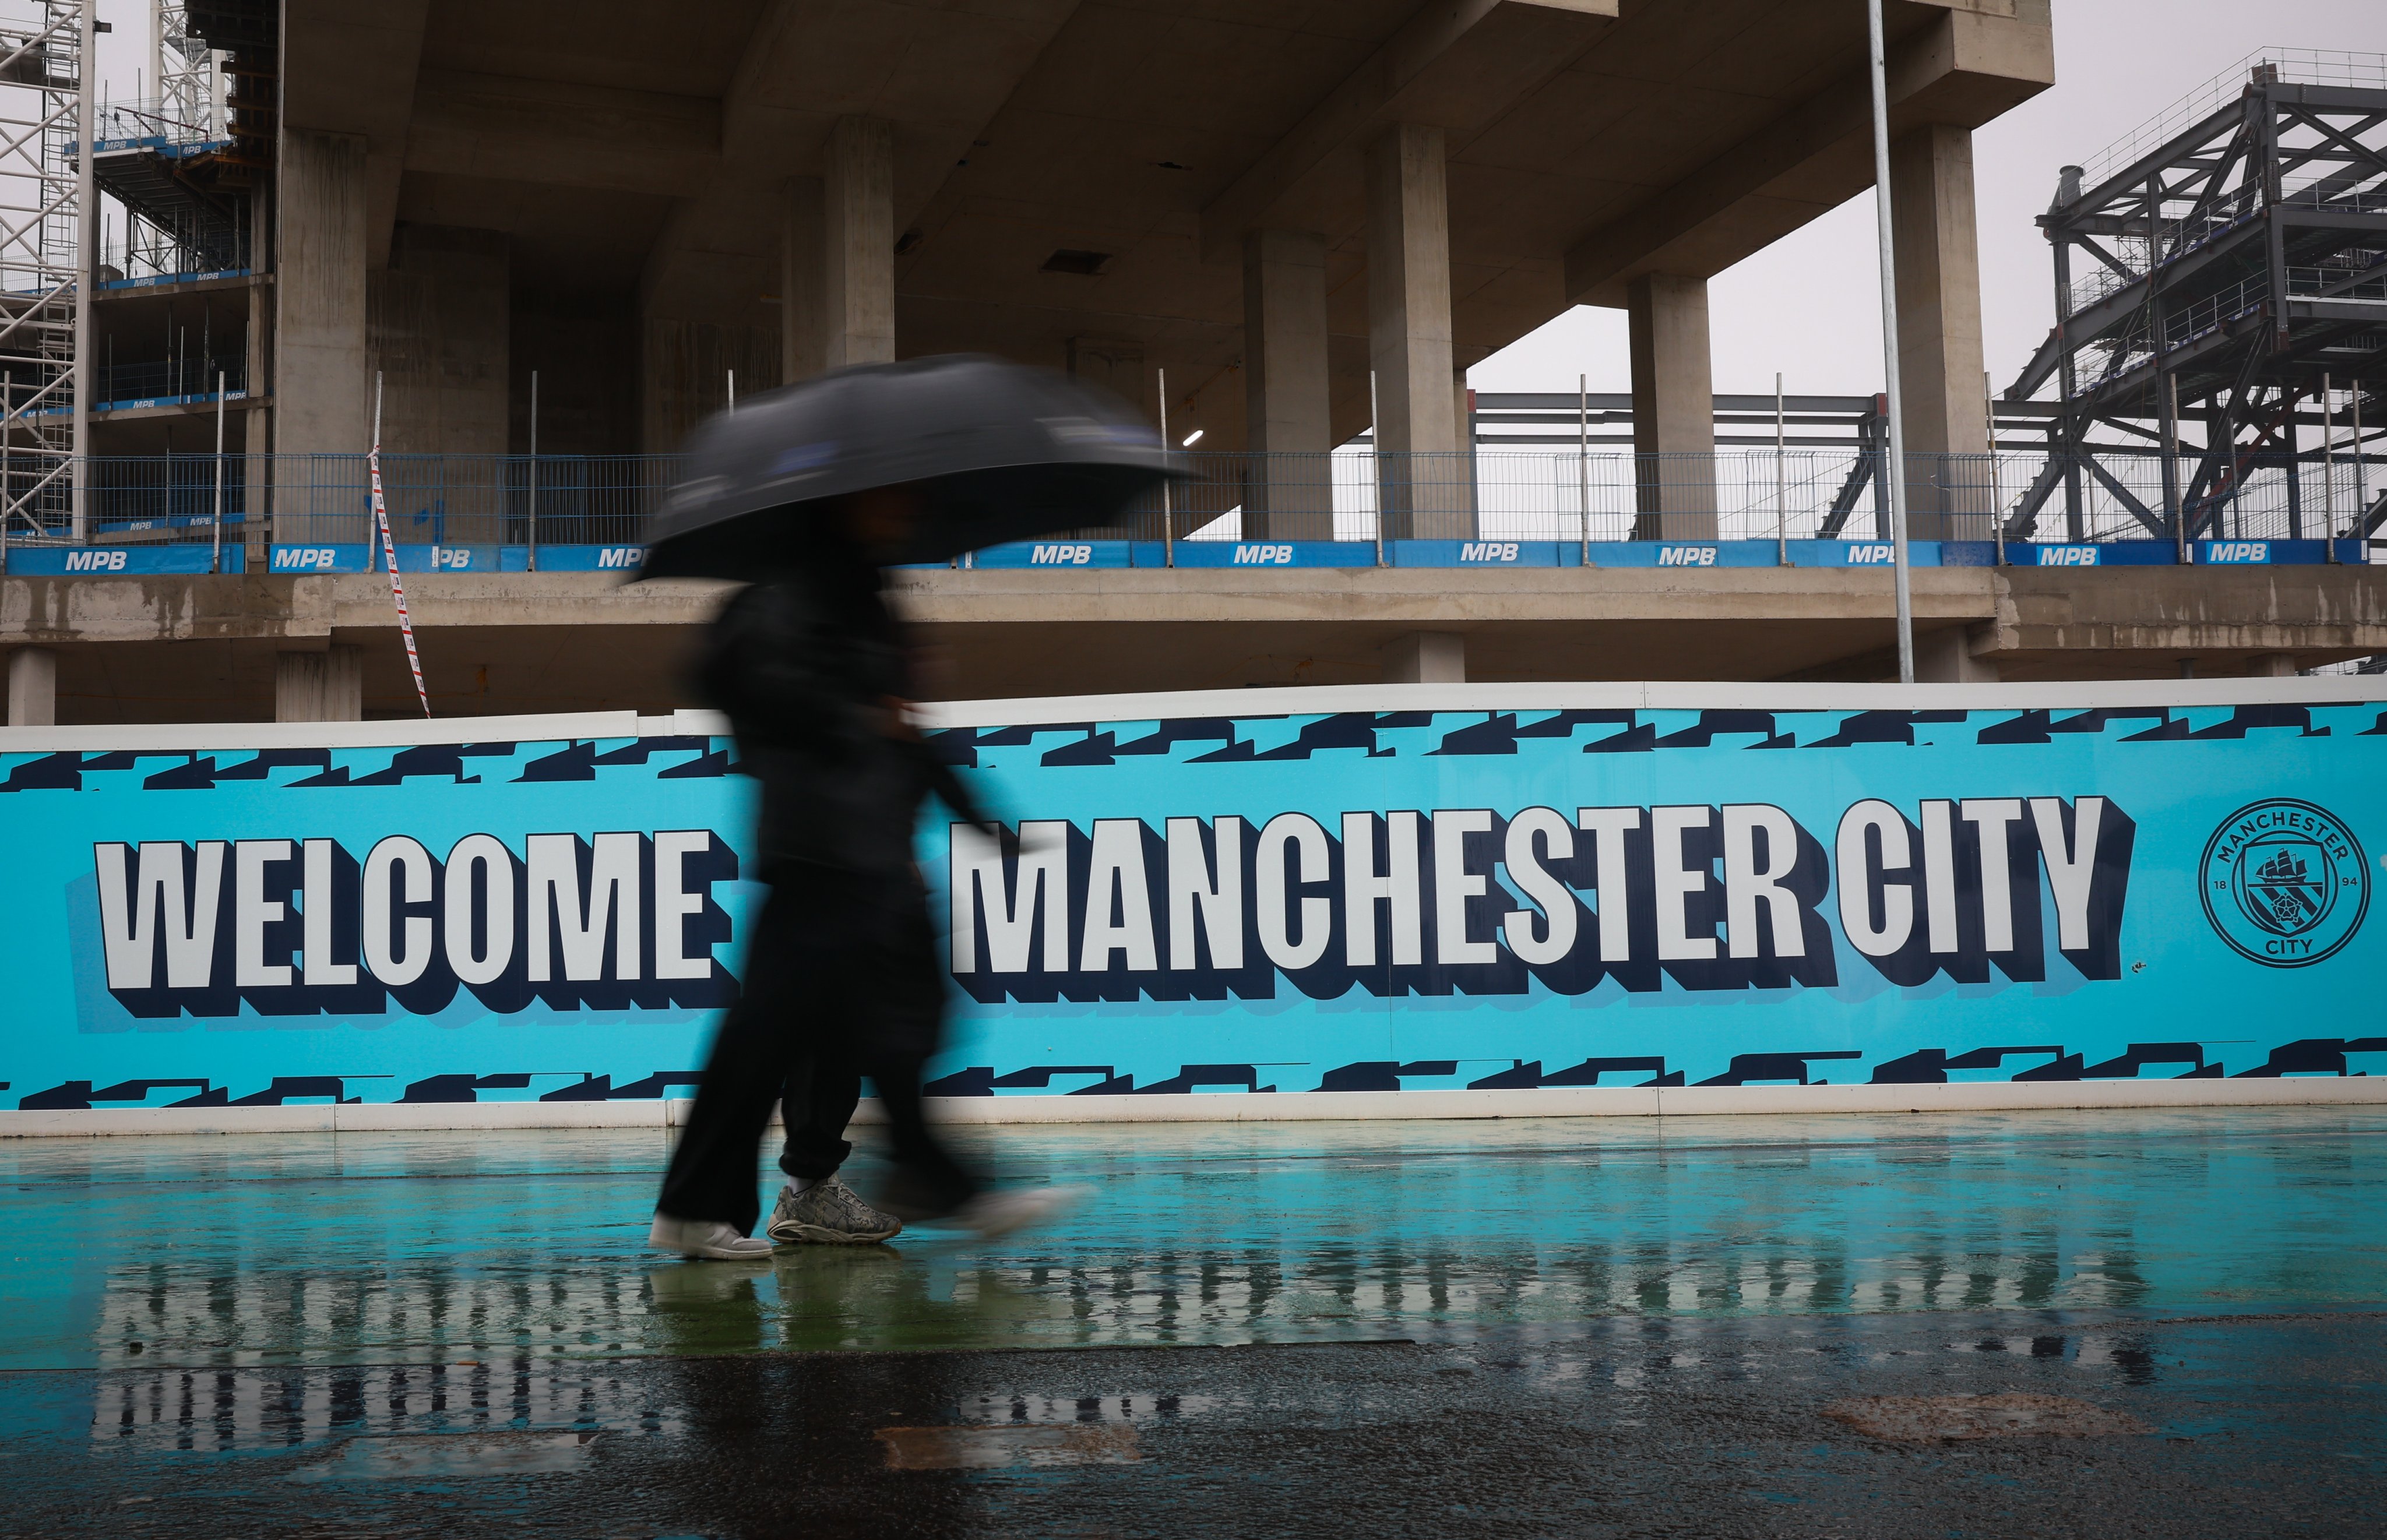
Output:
[1469,2,2387,400]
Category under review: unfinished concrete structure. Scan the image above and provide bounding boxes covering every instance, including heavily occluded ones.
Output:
[8,0,2382,725]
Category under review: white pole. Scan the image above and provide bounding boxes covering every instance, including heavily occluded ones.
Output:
[1370,369,1385,567]
[1578,372,1591,566]
[1988,371,2006,567]
[212,371,224,572]
[69,0,96,541]
[726,368,736,413]
[1156,366,1173,566]
[527,369,538,572]
[2323,373,2337,561]
[1865,0,1914,684]
[1775,371,1787,565]
[2355,380,2368,541]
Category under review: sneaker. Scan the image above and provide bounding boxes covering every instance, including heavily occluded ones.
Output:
[767,1177,903,1246]
[648,1213,773,1260]
[943,1185,1089,1239]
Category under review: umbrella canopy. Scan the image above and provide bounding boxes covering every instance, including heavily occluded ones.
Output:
[636,354,1178,576]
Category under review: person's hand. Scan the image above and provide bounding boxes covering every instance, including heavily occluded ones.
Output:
[878,695,920,741]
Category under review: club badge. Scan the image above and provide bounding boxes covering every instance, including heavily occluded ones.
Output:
[2201,799,2368,968]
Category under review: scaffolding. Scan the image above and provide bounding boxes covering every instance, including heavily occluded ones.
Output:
[2006,48,2387,546]
[153,0,222,139]
[0,0,89,540]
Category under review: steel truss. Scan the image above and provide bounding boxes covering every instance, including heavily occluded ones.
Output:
[2006,51,2387,546]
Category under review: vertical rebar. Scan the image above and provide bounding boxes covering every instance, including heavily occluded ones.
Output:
[2323,373,2337,561]
[1370,369,1385,568]
[1865,0,1915,685]
[527,370,538,572]
[212,371,224,572]
[2354,380,2368,540]
[1156,367,1173,566]
[2168,372,2186,564]
[1578,372,1590,567]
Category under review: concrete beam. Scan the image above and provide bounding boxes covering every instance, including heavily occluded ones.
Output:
[1199,0,1619,265]
[1561,3,2052,306]
[402,71,721,200]
[282,0,432,268]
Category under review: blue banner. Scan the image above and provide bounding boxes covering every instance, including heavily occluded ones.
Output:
[1,685,2380,1112]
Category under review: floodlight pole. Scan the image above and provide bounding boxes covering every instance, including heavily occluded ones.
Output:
[1865,0,1915,684]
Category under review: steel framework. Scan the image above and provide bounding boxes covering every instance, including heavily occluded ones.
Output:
[2007,49,2387,545]
[0,0,88,539]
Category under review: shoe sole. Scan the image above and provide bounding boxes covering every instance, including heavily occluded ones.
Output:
[766,1221,901,1246]
[654,1244,773,1261]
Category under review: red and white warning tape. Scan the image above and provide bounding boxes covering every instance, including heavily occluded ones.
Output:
[368,437,432,718]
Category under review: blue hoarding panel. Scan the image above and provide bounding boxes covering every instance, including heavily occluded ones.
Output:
[2,686,2380,1112]
[2196,539,2368,566]
[1154,540,1379,568]
[268,543,371,573]
[969,540,1133,569]
[1393,540,1566,567]
[2019,541,2178,567]
[516,544,650,573]
[8,544,239,576]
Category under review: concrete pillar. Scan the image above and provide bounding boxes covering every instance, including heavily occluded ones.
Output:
[1382,631,1465,684]
[1626,273,1716,540]
[274,131,369,475]
[276,646,364,723]
[782,176,826,383]
[1365,124,1465,540]
[8,646,57,727]
[1914,626,1997,683]
[1891,125,1990,540]
[1242,229,1333,540]
[2246,653,2301,678]
[245,184,273,565]
[825,117,895,368]
[368,227,511,466]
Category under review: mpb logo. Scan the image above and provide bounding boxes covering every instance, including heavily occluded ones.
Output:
[1655,545,1717,566]
[2205,542,2270,565]
[1847,544,1895,564]
[1029,544,1093,565]
[2036,545,2100,566]
[595,546,646,569]
[429,545,474,570]
[1459,542,1520,562]
[2201,799,2368,967]
[271,547,341,571]
[1231,544,1295,565]
[63,549,128,572]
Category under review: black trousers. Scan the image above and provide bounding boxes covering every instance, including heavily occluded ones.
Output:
[656,872,977,1236]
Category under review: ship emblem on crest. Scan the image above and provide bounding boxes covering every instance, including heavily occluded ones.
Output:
[2200,799,2369,968]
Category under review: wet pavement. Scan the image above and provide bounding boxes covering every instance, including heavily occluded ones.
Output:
[4,1108,2384,1535]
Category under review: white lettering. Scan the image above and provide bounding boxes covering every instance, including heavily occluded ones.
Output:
[1721,804,1804,960]
[526,831,642,982]
[443,834,516,985]
[2031,797,2105,952]
[361,836,434,986]
[1501,807,1576,967]
[652,830,714,980]
[1575,807,1640,963]
[1651,806,1716,961]
[1836,801,1913,958]
[1960,799,2025,954]
[950,821,1069,974]
[1254,813,1330,971]
[1342,810,1422,968]
[1432,809,1499,965]
[302,838,360,985]
[1166,816,1244,971]
[1080,819,1159,972]
[234,839,295,988]
[94,841,224,991]
[1918,801,1960,955]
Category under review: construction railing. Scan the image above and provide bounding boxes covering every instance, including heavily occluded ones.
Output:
[0,448,2375,570]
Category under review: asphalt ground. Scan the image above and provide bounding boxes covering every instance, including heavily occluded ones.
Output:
[3,1108,2382,1536]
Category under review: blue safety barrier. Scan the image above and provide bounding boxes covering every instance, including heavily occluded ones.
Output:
[1134,540,1382,568]
[969,540,1133,569]
[2194,538,2366,565]
[513,544,650,573]
[6,544,242,575]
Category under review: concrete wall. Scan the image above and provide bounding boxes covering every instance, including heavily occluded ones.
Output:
[509,302,640,459]
[368,225,511,456]
[638,318,780,455]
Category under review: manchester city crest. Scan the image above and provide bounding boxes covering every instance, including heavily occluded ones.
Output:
[2200,799,2370,968]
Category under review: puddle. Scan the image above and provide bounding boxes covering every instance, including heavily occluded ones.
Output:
[1822,1393,2153,1441]
[876,1423,1141,1469]
[288,1430,601,1481]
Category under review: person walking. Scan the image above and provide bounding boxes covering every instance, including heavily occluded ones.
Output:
[636,358,1172,1260]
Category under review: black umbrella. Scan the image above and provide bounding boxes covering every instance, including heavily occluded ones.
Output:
[635,354,1179,576]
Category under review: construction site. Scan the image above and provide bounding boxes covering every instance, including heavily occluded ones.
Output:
[0,1,2380,721]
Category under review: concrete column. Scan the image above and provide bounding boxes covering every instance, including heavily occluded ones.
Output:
[8,646,57,727]
[1891,125,1990,540]
[245,184,273,565]
[825,118,895,368]
[1914,626,1997,683]
[274,131,369,468]
[1382,631,1465,684]
[1365,124,1464,540]
[276,646,364,723]
[782,176,826,383]
[368,227,511,467]
[2246,653,2301,678]
[1626,273,1717,540]
[1242,228,1333,540]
